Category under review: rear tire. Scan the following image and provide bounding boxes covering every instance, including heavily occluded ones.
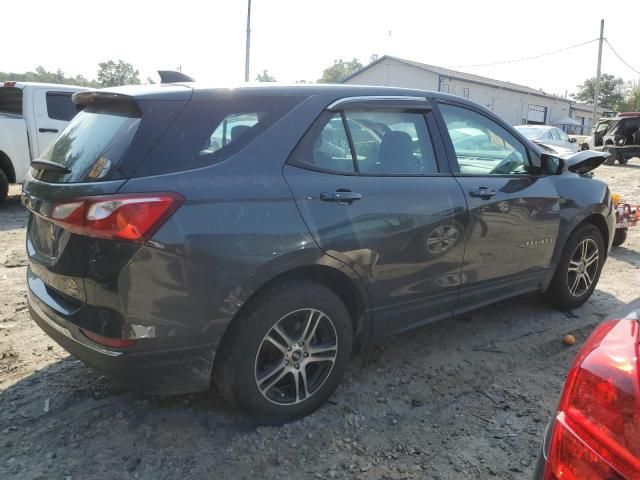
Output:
[612,228,627,247]
[0,170,8,207]
[544,224,605,310]
[213,280,353,424]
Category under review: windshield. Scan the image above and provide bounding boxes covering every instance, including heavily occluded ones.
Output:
[515,126,543,139]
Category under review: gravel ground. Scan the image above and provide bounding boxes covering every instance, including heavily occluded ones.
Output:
[1,161,639,480]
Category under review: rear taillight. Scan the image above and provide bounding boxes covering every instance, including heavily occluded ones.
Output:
[544,319,640,480]
[50,193,183,243]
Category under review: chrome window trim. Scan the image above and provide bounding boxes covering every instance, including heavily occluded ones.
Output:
[326,95,428,110]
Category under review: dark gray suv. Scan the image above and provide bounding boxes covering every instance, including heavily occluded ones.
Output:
[23,84,615,422]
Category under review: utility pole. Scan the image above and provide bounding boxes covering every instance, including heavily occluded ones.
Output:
[244,0,252,82]
[593,19,604,123]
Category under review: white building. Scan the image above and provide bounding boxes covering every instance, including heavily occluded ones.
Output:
[343,56,600,134]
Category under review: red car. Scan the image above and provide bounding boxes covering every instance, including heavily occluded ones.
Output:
[534,300,640,479]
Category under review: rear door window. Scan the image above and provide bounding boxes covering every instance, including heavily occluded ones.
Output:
[344,111,438,174]
[288,112,355,173]
[0,87,23,115]
[289,109,439,175]
[46,92,79,121]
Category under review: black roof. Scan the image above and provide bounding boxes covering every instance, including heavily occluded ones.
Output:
[97,82,482,107]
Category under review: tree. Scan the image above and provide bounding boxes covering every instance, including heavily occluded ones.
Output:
[97,60,140,87]
[0,66,99,87]
[255,70,276,82]
[571,74,626,110]
[317,58,363,83]
[619,83,640,112]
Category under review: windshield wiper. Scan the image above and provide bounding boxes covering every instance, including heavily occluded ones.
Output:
[31,159,70,174]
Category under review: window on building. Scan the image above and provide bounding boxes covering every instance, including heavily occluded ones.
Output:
[463,88,469,99]
[441,84,450,94]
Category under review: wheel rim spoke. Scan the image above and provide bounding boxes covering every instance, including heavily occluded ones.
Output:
[265,332,288,354]
[300,310,323,344]
[258,362,288,395]
[569,274,581,296]
[308,344,337,363]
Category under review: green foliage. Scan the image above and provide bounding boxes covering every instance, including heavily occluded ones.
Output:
[0,65,100,87]
[619,83,640,112]
[255,70,276,82]
[317,58,364,84]
[571,74,626,110]
[96,60,140,87]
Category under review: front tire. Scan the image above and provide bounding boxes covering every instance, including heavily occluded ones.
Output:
[213,280,353,424]
[544,224,605,310]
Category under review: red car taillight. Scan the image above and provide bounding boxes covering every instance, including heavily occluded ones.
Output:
[50,193,184,243]
[544,319,640,480]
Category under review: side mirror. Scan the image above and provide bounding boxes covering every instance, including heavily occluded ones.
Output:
[540,153,564,175]
[569,137,577,143]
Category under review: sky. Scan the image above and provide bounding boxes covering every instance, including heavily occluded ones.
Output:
[4,0,639,95]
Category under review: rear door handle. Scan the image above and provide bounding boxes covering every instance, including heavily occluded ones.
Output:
[38,128,59,133]
[469,187,497,200]
[320,191,362,203]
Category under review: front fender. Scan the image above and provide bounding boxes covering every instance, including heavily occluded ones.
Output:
[544,175,614,288]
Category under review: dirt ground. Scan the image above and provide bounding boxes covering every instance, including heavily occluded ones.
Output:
[1,161,639,480]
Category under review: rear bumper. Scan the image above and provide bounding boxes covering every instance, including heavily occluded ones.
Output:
[28,288,215,395]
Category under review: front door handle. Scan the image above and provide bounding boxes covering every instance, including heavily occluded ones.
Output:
[38,128,59,133]
[320,191,362,204]
[469,187,497,200]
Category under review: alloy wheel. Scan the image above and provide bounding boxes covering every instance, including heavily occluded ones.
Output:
[567,238,599,297]
[254,309,338,405]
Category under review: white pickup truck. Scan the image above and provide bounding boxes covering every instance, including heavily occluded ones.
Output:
[0,81,88,204]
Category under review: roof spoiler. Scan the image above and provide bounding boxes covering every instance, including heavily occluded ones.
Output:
[157,70,195,84]
[71,91,134,106]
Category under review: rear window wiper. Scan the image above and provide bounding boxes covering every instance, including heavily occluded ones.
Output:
[31,159,71,174]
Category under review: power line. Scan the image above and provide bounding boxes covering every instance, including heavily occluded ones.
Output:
[448,38,599,69]
[604,39,640,75]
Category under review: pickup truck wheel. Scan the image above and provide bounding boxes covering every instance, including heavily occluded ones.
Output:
[0,169,8,206]
[544,224,604,310]
[612,228,627,247]
[213,280,353,424]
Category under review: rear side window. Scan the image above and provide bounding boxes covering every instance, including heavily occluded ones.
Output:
[34,100,142,183]
[136,95,305,177]
[46,92,79,121]
[0,87,23,115]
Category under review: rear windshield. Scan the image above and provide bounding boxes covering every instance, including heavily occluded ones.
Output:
[33,100,141,183]
[0,87,23,115]
[134,94,305,177]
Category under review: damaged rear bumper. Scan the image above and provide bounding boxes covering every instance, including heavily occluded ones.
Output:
[28,287,215,395]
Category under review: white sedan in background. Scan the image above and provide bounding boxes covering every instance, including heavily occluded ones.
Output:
[515,125,579,153]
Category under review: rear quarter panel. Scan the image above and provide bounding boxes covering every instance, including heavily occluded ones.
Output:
[116,94,370,346]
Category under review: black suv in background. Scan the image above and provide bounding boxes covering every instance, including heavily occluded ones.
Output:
[23,84,615,422]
